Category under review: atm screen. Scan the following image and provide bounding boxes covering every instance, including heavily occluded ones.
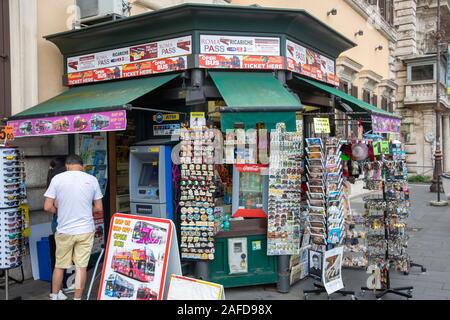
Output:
[138,163,158,187]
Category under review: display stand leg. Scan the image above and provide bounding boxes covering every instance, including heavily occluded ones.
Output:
[303,282,356,300]
[5,270,8,301]
[87,247,105,300]
[195,261,209,281]
[1,269,22,301]
[405,262,427,275]
[277,256,290,293]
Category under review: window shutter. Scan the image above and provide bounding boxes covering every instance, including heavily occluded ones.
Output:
[372,94,378,107]
[351,86,359,98]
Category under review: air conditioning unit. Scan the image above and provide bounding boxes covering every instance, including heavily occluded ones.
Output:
[76,0,128,25]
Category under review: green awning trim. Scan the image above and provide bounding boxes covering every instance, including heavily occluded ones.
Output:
[294,76,400,119]
[221,112,297,132]
[210,71,302,108]
[9,73,180,120]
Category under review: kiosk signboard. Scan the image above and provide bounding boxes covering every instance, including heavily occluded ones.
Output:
[199,34,284,70]
[8,109,127,138]
[66,36,192,85]
[98,214,181,300]
[286,39,339,86]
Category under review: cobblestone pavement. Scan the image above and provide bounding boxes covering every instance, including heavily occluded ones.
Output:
[1,184,449,300]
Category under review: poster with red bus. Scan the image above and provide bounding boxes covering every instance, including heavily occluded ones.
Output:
[98,214,180,300]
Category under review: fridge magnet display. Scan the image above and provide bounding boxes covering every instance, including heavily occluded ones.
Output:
[323,246,344,295]
[308,249,323,280]
[166,275,225,300]
[228,237,248,274]
[98,214,181,300]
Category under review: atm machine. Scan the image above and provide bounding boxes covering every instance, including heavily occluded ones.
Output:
[129,139,173,219]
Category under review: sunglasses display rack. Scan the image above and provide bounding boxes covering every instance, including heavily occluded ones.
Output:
[360,158,414,299]
[0,147,26,271]
[267,123,303,256]
[179,127,217,261]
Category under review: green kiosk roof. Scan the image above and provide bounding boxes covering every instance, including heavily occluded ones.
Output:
[9,73,180,120]
[210,71,302,132]
[294,76,400,119]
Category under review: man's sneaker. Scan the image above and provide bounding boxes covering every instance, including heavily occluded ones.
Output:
[49,290,68,300]
[62,284,75,294]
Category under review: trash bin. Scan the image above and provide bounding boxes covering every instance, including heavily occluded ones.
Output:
[443,173,450,200]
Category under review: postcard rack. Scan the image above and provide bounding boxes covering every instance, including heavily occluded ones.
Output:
[302,137,355,300]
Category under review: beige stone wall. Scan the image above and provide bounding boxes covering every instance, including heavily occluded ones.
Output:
[231,0,392,79]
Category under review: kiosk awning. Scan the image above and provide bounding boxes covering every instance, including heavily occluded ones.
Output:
[7,73,180,138]
[209,71,302,132]
[294,76,400,119]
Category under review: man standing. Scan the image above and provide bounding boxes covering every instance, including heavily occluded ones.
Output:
[44,155,103,300]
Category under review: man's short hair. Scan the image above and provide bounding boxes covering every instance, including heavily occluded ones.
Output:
[312,254,319,260]
[65,154,83,166]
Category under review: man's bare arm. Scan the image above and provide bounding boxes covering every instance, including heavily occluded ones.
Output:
[93,199,103,213]
[44,197,57,215]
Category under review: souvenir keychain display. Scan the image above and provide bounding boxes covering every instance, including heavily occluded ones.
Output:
[361,141,414,299]
[267,123,303,255]
[179,126,217,260]
[0,147,27,271]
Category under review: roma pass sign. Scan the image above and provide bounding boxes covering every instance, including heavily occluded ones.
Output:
[371,114,401,134]
[199,34,283,70]
[166,275,225,300]
[7,109,127,138]
[286,39,339,86]
[66,36,192,85]
[98,214,181,300]
[200,35,280,56]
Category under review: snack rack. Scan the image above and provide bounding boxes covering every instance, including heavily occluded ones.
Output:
[0,147,27,300]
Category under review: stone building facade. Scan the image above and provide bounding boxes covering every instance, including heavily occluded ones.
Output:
[393,0,450,175]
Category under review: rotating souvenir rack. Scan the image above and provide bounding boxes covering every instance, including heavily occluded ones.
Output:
[360,159,414,299]
[0,147,27,300]
[179,126,217,261]
[303,137,354,299]
[267,123,303,256]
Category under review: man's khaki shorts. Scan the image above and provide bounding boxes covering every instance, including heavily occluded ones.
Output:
[55,232,95,268]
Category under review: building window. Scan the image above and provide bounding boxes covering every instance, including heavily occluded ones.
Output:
[362,90,371,103]
[381,96,388,111]
[366,0,394,25]
[409,64,435,82]
[339,81,349,94]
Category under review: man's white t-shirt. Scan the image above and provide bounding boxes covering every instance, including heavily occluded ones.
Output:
[44,170,103,235]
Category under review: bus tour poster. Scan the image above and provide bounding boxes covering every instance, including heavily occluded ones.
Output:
[98,214,174,300]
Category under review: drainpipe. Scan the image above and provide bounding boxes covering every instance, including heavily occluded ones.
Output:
[274,70,292,294]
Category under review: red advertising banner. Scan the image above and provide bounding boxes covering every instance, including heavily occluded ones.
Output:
[67,56,188,86]
[199,54,284,70]
[286,39,339,86]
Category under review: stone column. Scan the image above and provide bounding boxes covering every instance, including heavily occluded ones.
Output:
[443,115,450,173]
[422,109,436,176]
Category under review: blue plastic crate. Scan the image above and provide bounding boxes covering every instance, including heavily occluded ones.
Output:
[37,237,52,282]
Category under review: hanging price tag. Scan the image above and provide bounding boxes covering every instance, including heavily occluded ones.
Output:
[373,141,390,156]
[0,126,15,142]
[313,118,330,134]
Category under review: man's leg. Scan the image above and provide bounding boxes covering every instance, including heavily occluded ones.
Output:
[52,268,64,294]
[74,267,87,299]
[73,232,95,300]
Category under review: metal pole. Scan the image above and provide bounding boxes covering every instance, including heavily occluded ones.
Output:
[5,270,8,301]
[430,0,448,206]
